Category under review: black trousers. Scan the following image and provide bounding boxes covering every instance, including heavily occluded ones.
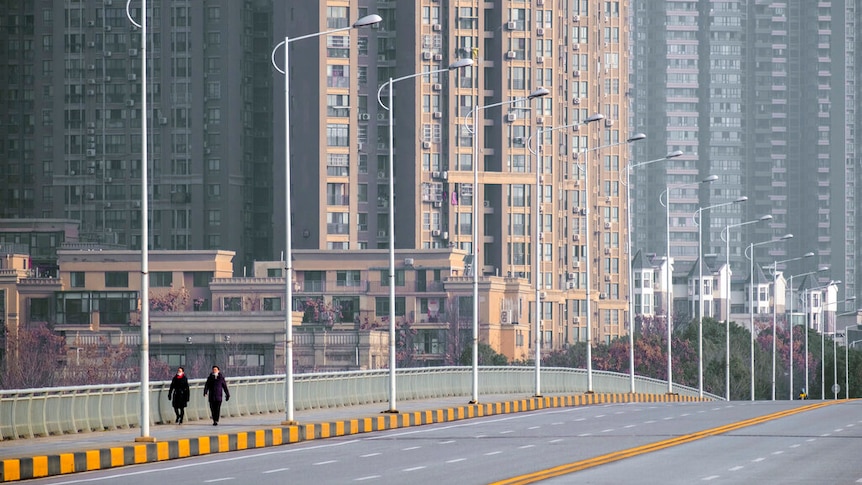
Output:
[209,400,222,423]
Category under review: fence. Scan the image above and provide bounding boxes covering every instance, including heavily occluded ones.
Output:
[0,367,713,440]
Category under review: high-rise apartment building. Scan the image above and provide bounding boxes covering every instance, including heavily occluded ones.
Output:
[1,0,634,349]
[630,0,860,314]
[0,0,275,272]
[279,1,635,346]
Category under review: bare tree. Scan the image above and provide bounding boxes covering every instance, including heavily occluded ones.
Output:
[0,323,66,389]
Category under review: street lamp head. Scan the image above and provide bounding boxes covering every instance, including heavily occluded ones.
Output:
[528,87,551,99]
[802,252,815,258]
[759,214,773,221]
[448,58,474,69]
[702,175,719,183]
[666,150,684,159]
[352,14,383,28]
[734,196,748,203]
[817,265,830,272]
[585,113,605,123]
[780,233,793,241]
[626,133,647,143]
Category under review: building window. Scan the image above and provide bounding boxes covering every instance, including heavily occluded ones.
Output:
[70,272,85,288]
[380,269,406,286]
[223,297,241,311]
[326,124,349,146]
[263,297,282,311]
[150,272,173,287]
[105,271,129,288]
[267,268,283,277]
[375,296,406,317]
[193,272,213,287]
[336,270,361,287]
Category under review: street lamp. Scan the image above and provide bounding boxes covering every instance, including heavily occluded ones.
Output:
[660,175,718,395]
[124,0,153,442]
[745,233,793,400]
[845,336,862,399]
[803,279,838,399]
[576,134,646,392]
[831,296,855,399]
[720,214,772,400]
[623,150,682,392]
[377,57,473,412]
[694,196,748,397]
[527,113,605,397]
[271,13,382,423]
[765,252,814,400]
[465,87,549,403]
[786,265,829,399]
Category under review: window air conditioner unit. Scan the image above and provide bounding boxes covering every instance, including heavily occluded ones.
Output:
[442,231,449,239]
[441,171,448,179]
[604,222,611,229]
[88,78,96,84]
[540,292,547,299]
[88,64,96,71]
[433,201,442,208]
[404,258,415,266]
[432,83,442,91]
[604,248,611,255]
[572,261,580,269]
[378,230,387,237]
[159,117,168,125]
[566,281,575,289]
[359,113,370,120]
[433,111,442,119]
[87,128,95,135]
[105,50,112,57]
[605,119,614,127]
[599,293,607,300]
[513,137,524,145]
[537,28,545,36]
[572,97,581,105]
[87,122,96,129]
[422,51,432,60]
[536,117,544,124]
[537,0,544,5]
[572,234,579,242]
[507,21,517,30]
[568,272,576,280]
[604,275,611,282]
[536,56,544,64]
[106,177,112,183]
[87,20,96,27]
[105,202,111,208]
[128,48,138,56]
[573,70,580,77]
[433,54,443,61]
[134,200,141,207]
[126,100,134,107]
[422,141,431,149]
[128,73,137,81]
[86,149,96,157]
[86,193,95,200]
[87,90,95,96]
[573,44,579,50]
[88,42,96,48]
[105,76,111,82]
[506,51,516,59]
[506,113,517,122]
[432,24,442,32]
[104,26,111,32]
[483,200,490,207]
[431,171,441,179]
[573,15,581,22]
[432,229,441,237]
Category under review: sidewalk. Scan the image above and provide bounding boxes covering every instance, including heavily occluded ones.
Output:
[0,392,703,482]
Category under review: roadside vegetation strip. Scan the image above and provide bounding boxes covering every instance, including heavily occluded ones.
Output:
[491,400,837,485]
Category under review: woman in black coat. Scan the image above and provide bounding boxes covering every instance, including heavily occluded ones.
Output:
[203,365,230,426]
[167,366,190,424]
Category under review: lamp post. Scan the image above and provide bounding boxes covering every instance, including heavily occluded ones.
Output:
[830,296,855,399]
[765,252,814,400]
[720,215,772,401]
[576,135,646,392]
[745,234,793,400]
[124,0,153,442]
[786,266,829,399]
[624,150,682,392]
[845,336,862,399]
[527,113,605,397]
[694,196,748,397]
[377,58,472,412]
[660,175,718,395]
[271,14,381,423]
[465,87,549,403]
[803,279,838,399]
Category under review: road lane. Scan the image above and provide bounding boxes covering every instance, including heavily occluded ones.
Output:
[27,401,852,485]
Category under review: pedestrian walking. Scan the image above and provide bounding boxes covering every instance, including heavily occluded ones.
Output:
[203,365,230,426]
[167,366,190,424]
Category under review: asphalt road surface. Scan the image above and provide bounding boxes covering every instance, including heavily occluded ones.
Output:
[28,400,862,484]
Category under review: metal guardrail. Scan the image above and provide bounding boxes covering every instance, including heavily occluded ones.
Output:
[0,367,714,440]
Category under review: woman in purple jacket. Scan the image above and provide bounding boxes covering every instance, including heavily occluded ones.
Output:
[203,365,230,425]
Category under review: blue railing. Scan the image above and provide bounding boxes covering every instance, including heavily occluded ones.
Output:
[0,367,714,440]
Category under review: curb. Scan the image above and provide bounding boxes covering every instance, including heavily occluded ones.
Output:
[0,392,705,482]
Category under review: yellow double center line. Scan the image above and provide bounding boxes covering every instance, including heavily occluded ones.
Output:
[491,401,838,485]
